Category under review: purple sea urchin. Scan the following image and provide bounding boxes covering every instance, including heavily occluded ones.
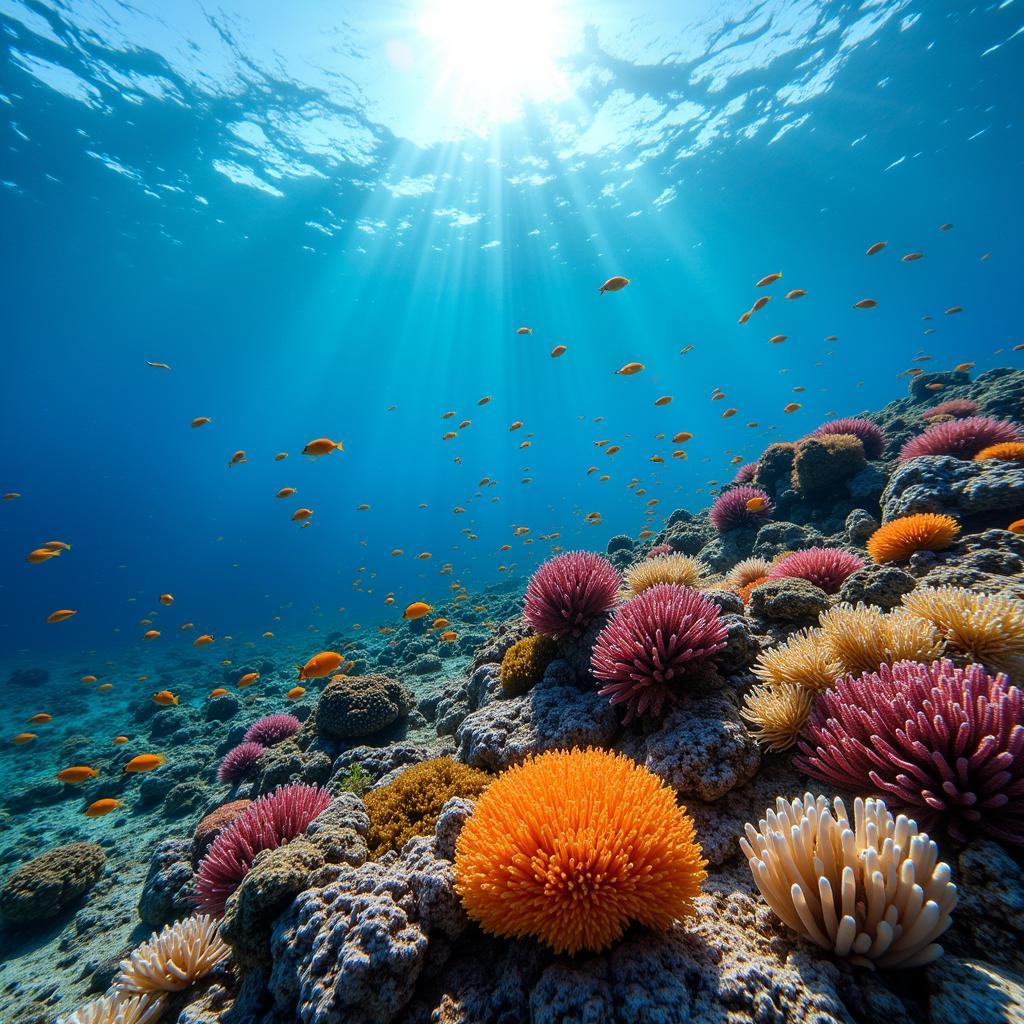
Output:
[243,714,301,746]
[900,415,1023,460]
[216,742,265,785]
[767,547,865,594]
[523,550,620,639]
[709,485,773,533]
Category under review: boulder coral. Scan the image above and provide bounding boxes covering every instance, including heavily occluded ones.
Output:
[499,633,556,696]
[523,550,620,639]
[0,842,106,922]
[315,672,414,740]
[454,748,707,954]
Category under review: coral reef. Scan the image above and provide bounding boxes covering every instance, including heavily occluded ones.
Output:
[741,794,957,967]
[523,550,620,638]
[59,994,166,1024]
[191,799,252,866]
[752,627,842,691]
[455,748,707,953]
[591,583,728,722]
[113,913,230,994]
[499,633,556,696]
[624,553,712,593]
[795,660,1024,844]
[819,602,942,675]
[791,435,867,494]
[709,485,773,532]
[767,546,864,594]
[0,842,106,922]
[925,398,978,421]
[740,683,814,750]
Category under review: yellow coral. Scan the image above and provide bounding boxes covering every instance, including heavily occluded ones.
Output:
[819,603,942,676]
[741,794,957,968]
[364,757,492,857]
[500,634,557,696]
[901,586,1024,676]
[740,683,815,751]
[752,627,843,692]
[455,747,706,954]
[867,513,960,563]
[113,914,229,995]
[625,553,712,594]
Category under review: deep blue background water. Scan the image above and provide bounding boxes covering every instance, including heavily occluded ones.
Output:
[0,0,1021,663]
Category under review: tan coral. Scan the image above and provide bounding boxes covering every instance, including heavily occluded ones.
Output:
[727,557,774,590]
[901,586,1024,676]
[741,794,957,968]
[625,553,713,594]
[752,627,843,692]
[60,994,166,1024]
[113,913,230,995]
[740,683,815,751]
[819,603,942,676]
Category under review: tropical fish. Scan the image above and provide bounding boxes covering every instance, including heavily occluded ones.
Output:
[276,487,296,499]
[746,497,766,512]
[1008,519,1024,535]
[292,508,313,521]
[191,417,211,428]
[123,754,165,773]
[193,634,214,647]
[81,675,97,683]
[27,548,60,564]
[97,683,113,692]
[44,541,71,551]
[47,609,77,623]
[209,688,228,698]
[229,450,247,468]
[477,396,492,405]
[768,335,787,345]
[654,396,672,406]
[722,409,737,418]
[751,296,771,313]
[275,452,288,461]
[866,241,886,255]
[509,421,523,431]
[298,651,343,679]
[84,799,123,817]
[28,713,52,724]
[2,492,21,500]
[755,272,782,287]
[439,631,457,642]
[672,432,693,443]
[852,299,877,309]
[403,601,433,620]
[902,252,924,262]
[146,360,171,370]
[238,672,259,689]
[141,629,160,640]
[113,736,129,744]
[303,438,343,456]
[516,326,532,335]
[615,362,644,376]
[152,691,179,706]
[945,306,963,315]
[784,403,802,413]
[599,276,629,294]
[785,289,806,299]
[159,594,174,605]
[56,766,99,784]
[12,733,36,745]
[551,345,567,357]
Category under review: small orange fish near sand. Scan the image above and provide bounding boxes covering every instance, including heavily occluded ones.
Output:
[193,634,214,647]
[209,688,228,698]
[47,609,77,623]
[755,272,782,287]
[1007,519,1024,535]
[599,276,629,294]
[303,438,343,456]
[152,690,179,706]
[238,672,259,689]
[84,798,123,817]
[81,675,97,683]
[191,417,211,428]
[28,713,52,724]
[56,766,99,784]
[143,629,160,640]
[866,241,887,255]
[298,651,343,680]
[123,754,165,773]
[97,683,114,692]
[229,450,247,468]
[113,736,129,744]
[439,630,457,642]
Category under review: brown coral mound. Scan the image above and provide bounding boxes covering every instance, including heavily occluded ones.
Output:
[500,634,557,696]
[455,747,706,954]
[191,800,252,867]
[974,441,1024,464]
[740,683,815,751]
[818,603,942,676]
[901,586,1024,676]
[867,513,960,563]
[364,757,492,857]
[625,553,712,594]
[0,842,106,922]
[752,627,843,692]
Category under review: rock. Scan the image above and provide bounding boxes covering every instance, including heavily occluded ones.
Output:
[191,800,252,866]
[334,741,455,785]
[137,772,174,808]
[845,508,879,544]
[553,612,610,681]
[846,464,888,504]
[435,665,500,738]
[252,742,332,796]
[753,442,796,495]
[470,619,531,671]
[165,780,208,817]
[837,564,917,610]
[456,678,619,772]
[881,454,1024,521]
[747,578,830,622]
[751,521,823,560]
[409,654,443,676]
[205,695,239,721]
[138,837,195,928]
[0,843,106,923]
[316,674,415,740]
[607,534,634,554]
[791,435,867,495]
[631,696,761,802]
[713,614,759,674]
[928,958,1024,1024]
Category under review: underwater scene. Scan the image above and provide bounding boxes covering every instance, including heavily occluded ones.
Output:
[1,0,1024,1022]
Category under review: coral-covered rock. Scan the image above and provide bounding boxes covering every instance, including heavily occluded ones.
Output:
[927,958,1024,1024]
[455,677,618,772]
[790,435,867,494]
[845,508,879,543]
[191,800,252,866]
[252,742,333,796]
[747,577,830,622]
[881,454,1024,521]
[837,563,917,610]
[753,442,796,494]
[138,837,196,928]
[333,741,454,786]
[435,664,500,738]
[751,520,824,560]
[0,842,106,923]
[714,613,759,674]
[316,673,415,740]
[631,696,761,801]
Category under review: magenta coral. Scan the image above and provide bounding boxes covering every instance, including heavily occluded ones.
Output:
[195,782,332,915]
[767,547,865,594]
[591,583,728,723]
[924,398,978,421]
[732,462,757,484]
[524,550,620,639]
[243,714,301,746]
[216,742,265,785]
[810,417,887,459]
[648,543,673,558]
[794,659,1024,845]
[900,416,1023,460]
[709,486,773,533]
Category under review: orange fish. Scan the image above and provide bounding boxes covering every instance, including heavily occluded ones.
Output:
[298,651,344,680]
[477,396,492,406]
[262,630,274,638]
[44,541,71,551]
[866,241,886,255]
[191,417,211,428]
[768,335,787,345]
[27,548,60,564]
[902,252,924,262]
[84,798,123,817]
[287,686,306,700]
[97,683,114,692]
[853,299,877,309]
[945,306,963,315]
[28,713,52,724]
[432,617,450,629]
[2,492,21,500]
[123,754,165,773]
[615,362,644,376]
[738,310,751,325]
[785,289,806,299]
[152,690,179,706]
[784,403,802,413]
[551,345,567,358]
[292,508,313,522]
[1008,519,1024,535]
[238,672,260,689]
[113,736,129,744]
[159,594,174,606]
[56,766,98,784]
[954,363,975,373]
[751,296,771,313]
[146,360,171,370]
[654,396,672,406]
[509,421,523,431]
[303,438,343,456]
[275,452,288,461]
[746,497,766,512]
[277,487,296,499]
[722,409,737,418]
[516,326,532,335]
[599,276,629,294]
[12,733,36,745]
[672,432,693,444]
[193,634,214,647]
[403,601,433,620]
[143,629,160,640]
[209,687,228,698]
[229,450,247,468]
[47,609,77,623]
[755,272,782,287]
[81,675,97,683]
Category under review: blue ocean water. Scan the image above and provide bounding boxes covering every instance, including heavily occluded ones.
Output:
[0,0,1020,659]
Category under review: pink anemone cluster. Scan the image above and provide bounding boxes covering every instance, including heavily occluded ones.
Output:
[924,398,978,421]
[216,742,265,785]
[767,546,865,594]
[732,462,758,484]
[524,550,620,639]
[900,416,1023,460]
[709,485,773,533]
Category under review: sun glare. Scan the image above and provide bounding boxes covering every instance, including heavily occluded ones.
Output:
[417,0,574,131]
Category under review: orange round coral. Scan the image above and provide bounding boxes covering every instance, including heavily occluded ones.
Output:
[975,442,1024,464]
[738,575,770,604]
[867,513,960,563]
[454,747,706,954]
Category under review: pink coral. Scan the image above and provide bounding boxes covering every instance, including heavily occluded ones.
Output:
[709,486,773,533]
[194,782,332,915]
[900,416,1023,460]
[524,550,620,639]
[794,659,1024,845]
[810,417,887,459]
[591,583,728,723]
[648,544,673,558]
[243,714,301,746]
[924,398,978,421]
[767,547,865,594]
[216,742,265,785]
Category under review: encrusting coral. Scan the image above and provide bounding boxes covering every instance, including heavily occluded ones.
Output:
[901,585,1024,676]
[766,546,864,594]
[499,633,557,696]
[741,794,957,968]
[625,552,712,594]
[591,583,728,722]
[740,683,815,751]
[752,627,843,692]
[59,994,166,1024]
[454,747,706,954]
[113,913,230,994]
[363,757,492,857]
[795,660,1024,845]
[867,513,960,563]
[818,602,942,676]
[523,550,620,638]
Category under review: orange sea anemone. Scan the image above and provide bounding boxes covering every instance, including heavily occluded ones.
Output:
[974,442,1024,464]
[739,575,771,604]
[454,747,707,955]
[867,513,960,564]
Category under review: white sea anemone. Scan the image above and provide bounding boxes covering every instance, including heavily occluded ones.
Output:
[113,913,229,995]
